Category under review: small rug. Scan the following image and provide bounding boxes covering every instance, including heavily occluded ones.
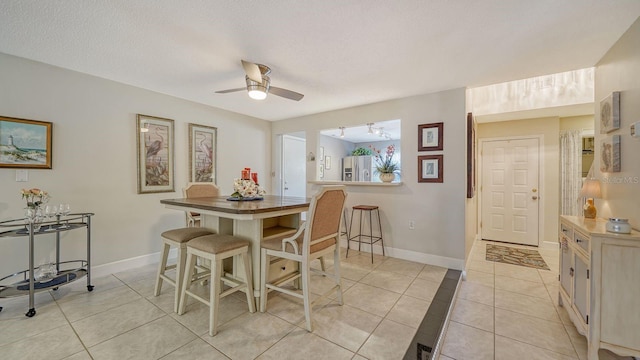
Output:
[486,244,550,270]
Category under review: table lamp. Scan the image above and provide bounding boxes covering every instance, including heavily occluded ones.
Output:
[580,178,602,219]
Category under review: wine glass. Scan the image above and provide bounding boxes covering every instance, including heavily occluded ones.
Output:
[61,203,71,216]
[45,204,56,220]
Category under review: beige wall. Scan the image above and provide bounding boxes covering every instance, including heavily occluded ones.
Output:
[560,115,594,131]
[273,89,467,268]
[0,53,271,276]
[594,18,640,229]
[477,117,560,246]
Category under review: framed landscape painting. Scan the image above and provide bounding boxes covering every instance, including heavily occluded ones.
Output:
[136,114,175,194]
[188,123,217,183]
[0,116,52,169]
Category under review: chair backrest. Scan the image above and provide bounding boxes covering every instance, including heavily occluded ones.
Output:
[183,182,220,198]
[303,186,347,257]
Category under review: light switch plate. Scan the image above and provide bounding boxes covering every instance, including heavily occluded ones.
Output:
[16,169,28,182]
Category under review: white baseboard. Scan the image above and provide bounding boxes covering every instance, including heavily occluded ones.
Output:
[92,240,465,279]
[91,248,177,279]
[339,238,464,270]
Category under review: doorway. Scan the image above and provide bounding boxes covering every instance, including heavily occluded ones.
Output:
[281,134,306,198]
[480,137,541,246]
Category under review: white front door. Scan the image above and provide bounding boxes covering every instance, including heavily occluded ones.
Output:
[481,138,540,246]
[282,135,306,198]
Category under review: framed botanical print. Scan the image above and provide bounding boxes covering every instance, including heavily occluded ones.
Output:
[600,91,620,134]
[600,135,621,173]
[188,123,217,183]
[418,155,443,183]
[136,114,175,194]
[418,122,443,151]
[0,116,53,169]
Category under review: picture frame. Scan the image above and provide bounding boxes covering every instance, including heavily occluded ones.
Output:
[319,164,324,178]
[0,116,53,169]
[466,113,475,198]
[136,114,175,194]
[325,156,331,170]
[600,91,620,134]
[418,122,443,151]
[319,146,325,161]
[418,155,443,183]
[600,135,621,173]
[188,123,217,183]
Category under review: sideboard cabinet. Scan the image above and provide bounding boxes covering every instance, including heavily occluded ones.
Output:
[558,216,640,360]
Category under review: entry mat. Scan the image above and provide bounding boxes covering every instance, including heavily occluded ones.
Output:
[486,244,550,270]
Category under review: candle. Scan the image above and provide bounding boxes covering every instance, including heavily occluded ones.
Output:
[251,172,259,185]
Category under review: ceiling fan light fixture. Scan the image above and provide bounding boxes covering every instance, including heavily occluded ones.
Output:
[246,75,270,100]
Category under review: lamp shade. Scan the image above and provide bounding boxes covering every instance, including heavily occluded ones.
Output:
[580,178,602,198]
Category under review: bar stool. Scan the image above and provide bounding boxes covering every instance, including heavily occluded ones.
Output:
[155,227,214,312]
[347,205,385,262]
[178,234,256,336]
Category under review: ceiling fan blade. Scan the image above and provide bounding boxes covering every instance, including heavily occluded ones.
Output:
[241,60,263,83]
[269,87,304,101]
[215,87,246,94]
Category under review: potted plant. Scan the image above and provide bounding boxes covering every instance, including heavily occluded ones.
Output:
[370,144,399,182]
[351,147,373,156]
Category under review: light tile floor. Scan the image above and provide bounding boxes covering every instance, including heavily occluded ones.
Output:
[439,240,634,360]
[0,248,447,360]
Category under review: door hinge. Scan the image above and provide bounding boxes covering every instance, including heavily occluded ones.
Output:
[587,269,590,279]
[480,221,483,228]
[586,315,589,324]
[570,267,574,277]
[558,274,560,281]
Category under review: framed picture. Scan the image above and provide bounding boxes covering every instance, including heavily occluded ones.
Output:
[319,164,324,178]
[466,113,475,198]
[600,135,621,173]
[188,123,217,183]
[325,156,331,170]
[0,116,52,169]
[600,91,620,134]
[418,122,443,151]
[418,155,443,183]
[136,114,175,194]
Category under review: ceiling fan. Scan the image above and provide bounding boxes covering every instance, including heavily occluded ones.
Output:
[215,60,304,101]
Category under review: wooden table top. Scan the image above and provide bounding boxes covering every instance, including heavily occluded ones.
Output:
[160,195,310,215]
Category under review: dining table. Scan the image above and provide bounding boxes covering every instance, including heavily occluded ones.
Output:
[160,195,310,298]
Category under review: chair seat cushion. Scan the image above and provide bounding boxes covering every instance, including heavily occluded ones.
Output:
[261,230,336,255]
[353,205,378,210]
[188,234,250,254]
[161,228,214,243]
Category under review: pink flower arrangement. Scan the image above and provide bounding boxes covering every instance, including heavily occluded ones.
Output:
[370,144,400,174]
[21,188,50,208]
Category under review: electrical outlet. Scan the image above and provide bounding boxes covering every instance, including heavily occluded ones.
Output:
[16,169,28,182]
[409,220,415,230]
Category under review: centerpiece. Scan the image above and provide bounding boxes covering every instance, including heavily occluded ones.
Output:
[370,144,400,183]
[228,178,266,201]
[21,188,50,232]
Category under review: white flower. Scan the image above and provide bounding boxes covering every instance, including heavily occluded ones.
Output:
[232,178,265,198]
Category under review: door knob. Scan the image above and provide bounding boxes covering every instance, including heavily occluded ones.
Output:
[532,188,538,193]
[532,195,538,200]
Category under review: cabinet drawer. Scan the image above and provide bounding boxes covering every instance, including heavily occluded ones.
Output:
[573,230,590,254]
[268,258,298,283]
[560,222,573,239]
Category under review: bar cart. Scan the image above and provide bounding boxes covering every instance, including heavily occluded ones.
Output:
[0,212,94,317]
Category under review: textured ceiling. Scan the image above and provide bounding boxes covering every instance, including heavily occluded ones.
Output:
[0,1,639,121]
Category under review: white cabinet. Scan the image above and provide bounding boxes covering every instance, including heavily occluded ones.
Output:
[558,216,640,360]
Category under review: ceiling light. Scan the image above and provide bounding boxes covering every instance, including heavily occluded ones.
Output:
[339,127,345,138]
[367,123,374,134]
[248,88,267,100]
[246,75,269,100]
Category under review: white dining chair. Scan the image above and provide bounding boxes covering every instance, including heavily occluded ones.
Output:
[259,185,347,332]
[183,182,220,227]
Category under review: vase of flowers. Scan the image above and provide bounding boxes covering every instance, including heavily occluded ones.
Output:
[230,178,266,199]
[370,144,400,183]
[21,188,49,232]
